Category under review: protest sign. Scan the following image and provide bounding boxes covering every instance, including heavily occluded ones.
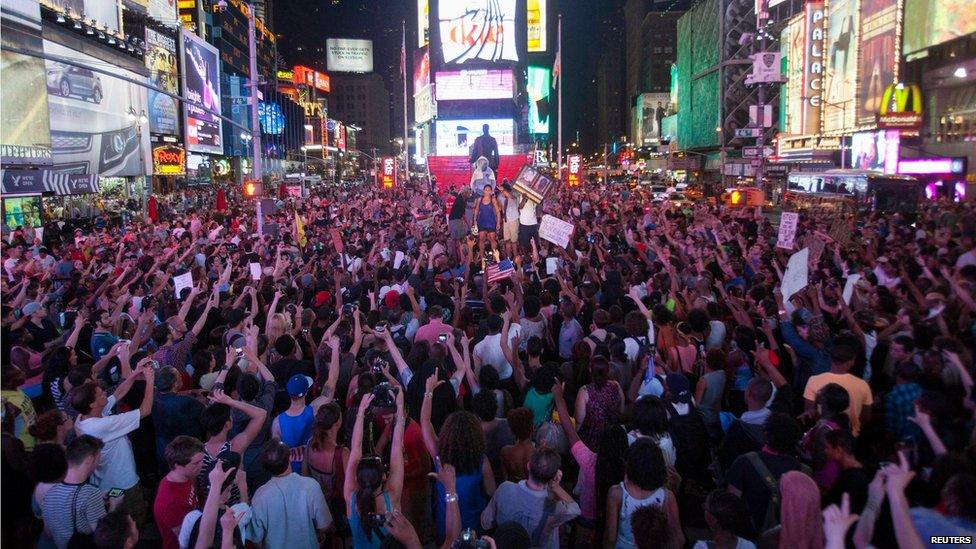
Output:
[546,257,559,275]
[330,228,344,253]
[828,218,854,247]
[776,212,799,250]
[781,248,809,302]
[842,273,861,305]
[173,271,193,299]
[394,251,406,270]
[512,165,555,204]
[804,234,826,265]
[539,214,574,248]
[249,262,262,281]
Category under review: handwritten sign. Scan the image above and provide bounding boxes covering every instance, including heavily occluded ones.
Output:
[842,273,861,305]
[393,251,406,270]
[173,271,193,299]
[249,262,262,281]
[804,234,826,265]
[546,257,560,275]
[329,228,344,253]
[781,248,809,303]
[776,212,799,250]
[828,218,853,247]
[539,214,574,248]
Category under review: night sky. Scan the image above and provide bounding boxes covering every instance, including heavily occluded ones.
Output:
[274,0,626,153]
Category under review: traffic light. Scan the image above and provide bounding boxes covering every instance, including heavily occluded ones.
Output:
[730,190,743,205]
[244,182,256,197]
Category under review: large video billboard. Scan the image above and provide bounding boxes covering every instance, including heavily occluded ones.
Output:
[527,66,551,134]
[856,0,898,126]
[180,29,224,154]
[435,119,514,156]
[438,0,519,64]
[1,0,51,166]
[145,28,179,136]
[326,39,374,73]
[148,0,177,22]
[413,48,431,93]
[44,40,151,176]
[851,129,899,172]
[822,0,857,133]
[903,0,976,54]
[435,69,514,101]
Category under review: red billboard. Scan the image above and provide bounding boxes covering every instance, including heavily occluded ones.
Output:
[567,154,582,186]
[379,156,396,188]
[293,65,330,93]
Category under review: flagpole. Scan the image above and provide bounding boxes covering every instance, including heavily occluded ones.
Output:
[556,14,563,185]
[402,20,409,180]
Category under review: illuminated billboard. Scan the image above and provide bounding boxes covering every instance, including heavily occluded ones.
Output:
[851,129,899,173]
[822,0,857,133]
[145,28,179,136]
[413,48,431,93]
[856,0,898,126]
[903,0,976,54]
[435,119,514,156]
[527,66,551,134]
[326,39,374,73]
[418,0,429,47]
[527,0,547,52]
[438,0,519,64]
[1,0,51,166]
[435,69,514,101]
[780,14,806,135]
[180,29,224,154]
[414,85,436,124]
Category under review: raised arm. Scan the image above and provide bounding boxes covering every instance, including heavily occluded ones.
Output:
[343,393,375,504]
[420,374,441,460]
[551,383,581,448]
[310,337,342,411]
[387,389,406,504]
[211,388,268,453]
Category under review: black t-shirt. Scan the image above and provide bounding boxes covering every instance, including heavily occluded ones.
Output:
[726,451,803,531]
[24,318,58,352]
[824,466,869,511]
[269,358,316,387]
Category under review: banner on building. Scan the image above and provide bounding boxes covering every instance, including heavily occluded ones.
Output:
[44,40,151,177]
[378,156,396,188]
[1,170,99,195]
[326,38,374,73]
[414,85,437,125]
[438,0,519,64]
[146,28,180,136]
[180,29,224,154]
[856,0,898,126]
[877,83,923,129]
[567,154,582,186]
[152,145,186,175]
[822,0,858,133]
[1,0,51,166]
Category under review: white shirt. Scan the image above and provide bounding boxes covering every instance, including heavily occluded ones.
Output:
[623,322,657,362]
[519,200,538,225]
[75,396,141,492]
[473,324,522,380]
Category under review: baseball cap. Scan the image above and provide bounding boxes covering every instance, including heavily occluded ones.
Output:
[286,374,314,398]
[21,302,42,316]
[314,290,331,308]
[665,374,692,404]
[383,290,400,309]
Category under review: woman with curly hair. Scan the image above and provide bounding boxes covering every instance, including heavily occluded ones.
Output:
[421,373,496,541]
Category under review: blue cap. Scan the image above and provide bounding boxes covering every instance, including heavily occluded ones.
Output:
[286,374,313,398]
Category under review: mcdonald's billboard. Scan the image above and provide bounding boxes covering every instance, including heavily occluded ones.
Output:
[877,83,923,129]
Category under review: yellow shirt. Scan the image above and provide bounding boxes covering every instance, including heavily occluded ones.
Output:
[802,372,873,435]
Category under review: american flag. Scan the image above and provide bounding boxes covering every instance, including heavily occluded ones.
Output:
[486,259,515,284]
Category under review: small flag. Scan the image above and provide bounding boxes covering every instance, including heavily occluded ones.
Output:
[486,259,515,284]
[295,211,307,248]
[552,49,560,90]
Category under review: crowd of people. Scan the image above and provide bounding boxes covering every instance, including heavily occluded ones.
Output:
[1,174,974,549]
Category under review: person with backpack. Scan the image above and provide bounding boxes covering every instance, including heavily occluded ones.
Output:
[40,435,106,549]
[575,356,624,449]
[584,309,616,359]
[725,413,805,532]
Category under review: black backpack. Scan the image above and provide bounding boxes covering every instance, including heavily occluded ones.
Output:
[587,332,615,359]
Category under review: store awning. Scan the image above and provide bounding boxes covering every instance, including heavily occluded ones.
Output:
[1,170,99,196]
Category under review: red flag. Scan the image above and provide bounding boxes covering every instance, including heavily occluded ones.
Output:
[215,188,227,211]
[147,195,158,223]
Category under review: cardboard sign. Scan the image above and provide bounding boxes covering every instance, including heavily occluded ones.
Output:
[249,262,262,281]
[538,214,574,248]
[173,271,193,299]
[828,218,853,247]
[781,248,809,303]
[330,228,344,253]
[805,234,826,265]
[777,212,799,250]
[512,165,555,204]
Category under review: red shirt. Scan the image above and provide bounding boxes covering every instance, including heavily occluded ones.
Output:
[154,476,197,549]
[402,420,432,492]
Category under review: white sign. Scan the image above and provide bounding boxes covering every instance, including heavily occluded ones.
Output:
[745,52,784,84]
[438,0,519,64]
[743,146,776,157]
[393,250,406,270]
[842,273,861,305]
[776,212,799,249]
[414,85,437,125]
[538,214,574,249]
[546,257,559,275]
[249,262,262,280]
[781,248,809,303]
[173,271,193,299]
[326,39,374,73]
